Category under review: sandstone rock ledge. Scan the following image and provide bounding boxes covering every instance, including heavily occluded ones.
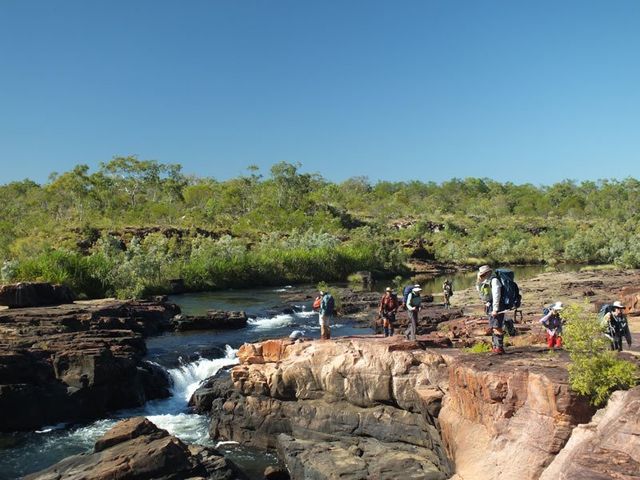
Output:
[192,337,610,480]
[0,299,178,431]
[24,417,247,480]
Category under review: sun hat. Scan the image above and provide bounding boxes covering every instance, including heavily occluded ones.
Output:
[478,265,492,276]
[612,301,625,309]
[385,287,392,292]
[412,286,422,292]
[551,301,563,311]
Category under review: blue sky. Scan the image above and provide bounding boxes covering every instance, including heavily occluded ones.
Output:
[1,0,639,185]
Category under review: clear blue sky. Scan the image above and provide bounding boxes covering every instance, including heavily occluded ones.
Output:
[1,0,639,185]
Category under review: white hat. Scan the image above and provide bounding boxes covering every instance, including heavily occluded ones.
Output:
[414,284,421,288]
[551,301,563,311]
[385,287,392,292]
[412,287,422,292]
[478,265,492,276]
[612,301,625,309]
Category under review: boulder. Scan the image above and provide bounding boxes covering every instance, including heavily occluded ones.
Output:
[0,282,75,308]
[24,417,246,480]
[277,434,448,480]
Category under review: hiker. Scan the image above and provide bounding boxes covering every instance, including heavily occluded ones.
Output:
[379,287,399,337]
[602,301,632,351]
[443,279,453,309]
[318,289,335,340]
[540,301,564,348]
[476,265,505,354]
[405,285,422,341]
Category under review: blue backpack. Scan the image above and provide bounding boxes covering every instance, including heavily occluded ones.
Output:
[494,269,521,309]
[402,285,414,305]
[598,303,613,320]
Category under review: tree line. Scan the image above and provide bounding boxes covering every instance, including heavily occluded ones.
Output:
[1,156,639,298]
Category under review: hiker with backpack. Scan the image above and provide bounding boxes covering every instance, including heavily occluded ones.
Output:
[379,287,399,337]
[443,279,453,309]
[405,285,422,341]
[477,265,521,354]
[318,289,335,340]
[601,301,632,351]
[540,301,564,349]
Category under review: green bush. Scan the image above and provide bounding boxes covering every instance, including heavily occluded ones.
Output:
[465,342,492,354]
[563,303,638,406]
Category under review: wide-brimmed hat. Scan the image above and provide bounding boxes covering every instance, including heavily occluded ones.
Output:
[385,287,392,292]
[412,287,422,292]
[478,265,492,276]
[551,301,564,311]
[612,301,625,309]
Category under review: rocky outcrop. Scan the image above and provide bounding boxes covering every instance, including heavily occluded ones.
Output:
[198,338,453,479]
[25,416,246,480]
[0,299,178,431]
[171,310,248,331]
[195,338,606,480]
[439,350,595,480]
[0,282,75,308]
[539,386,640,480]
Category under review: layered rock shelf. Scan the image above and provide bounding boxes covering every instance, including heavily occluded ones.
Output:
[0,299,179,431]
[191,337,623,480]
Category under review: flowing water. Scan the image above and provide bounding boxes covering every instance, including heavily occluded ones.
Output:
[0,266,581,479]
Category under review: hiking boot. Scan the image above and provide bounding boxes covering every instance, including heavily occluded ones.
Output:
[492,347,505,355]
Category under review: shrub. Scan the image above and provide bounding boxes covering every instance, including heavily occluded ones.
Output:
[465,342,492,354]
[563,303,638,406]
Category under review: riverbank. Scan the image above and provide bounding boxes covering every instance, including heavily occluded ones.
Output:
[7,268,640,479]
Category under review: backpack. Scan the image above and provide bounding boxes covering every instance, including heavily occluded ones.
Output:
[494,269,521,309]
[444,282,453,296]
[598,303,613,321]
[402,285,414,306]
[323,294,335,315]
[312,296,321,311]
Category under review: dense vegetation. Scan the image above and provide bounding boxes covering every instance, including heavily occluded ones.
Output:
[2,156,640,297]
[562,304,637,406]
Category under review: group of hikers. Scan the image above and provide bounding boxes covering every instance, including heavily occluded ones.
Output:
[310,265,633,353]
[476,264,632,354]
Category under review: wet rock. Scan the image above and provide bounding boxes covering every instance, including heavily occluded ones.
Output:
[0,282,75,308]
[189,368,235,413]
[24,417,246,480]
[171,310,248,331]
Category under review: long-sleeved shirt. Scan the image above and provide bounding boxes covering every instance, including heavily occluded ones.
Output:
[477,277,501,313]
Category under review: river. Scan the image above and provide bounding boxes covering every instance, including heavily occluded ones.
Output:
[0,265,580,479]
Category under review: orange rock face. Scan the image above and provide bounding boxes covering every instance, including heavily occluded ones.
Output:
[438,351,595,480]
